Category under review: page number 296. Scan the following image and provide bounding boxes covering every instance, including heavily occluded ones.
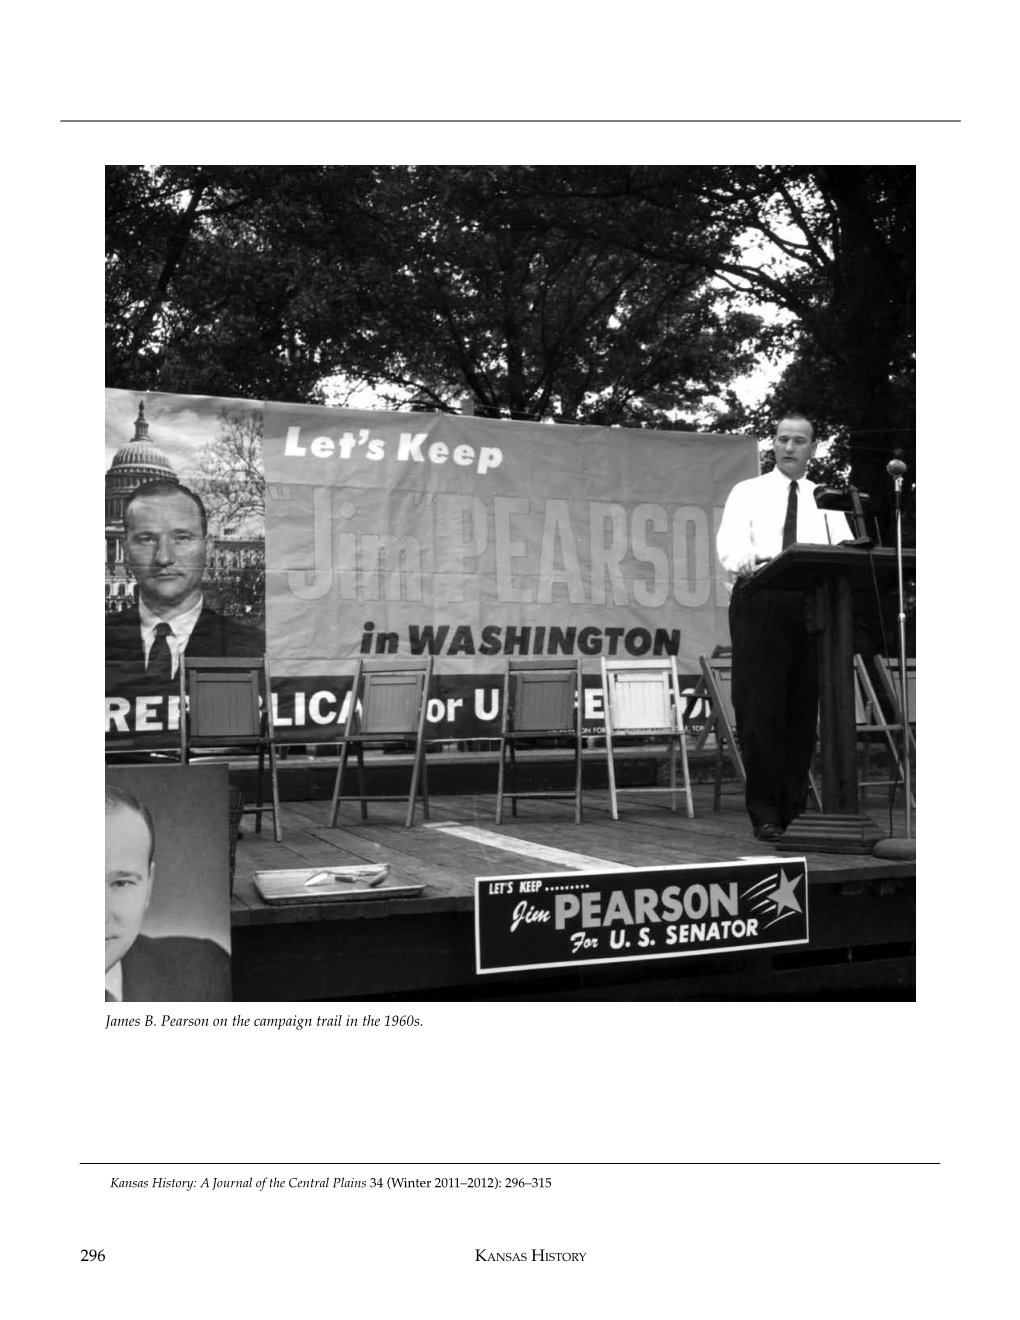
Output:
[81,1250,105,1262]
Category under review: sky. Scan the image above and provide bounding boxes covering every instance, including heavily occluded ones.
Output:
[105,388,259,476]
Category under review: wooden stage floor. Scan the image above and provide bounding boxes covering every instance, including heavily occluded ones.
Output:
[229,781,915,1002]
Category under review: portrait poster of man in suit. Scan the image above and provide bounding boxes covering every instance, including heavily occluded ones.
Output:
[105,392,266,745]
[105,480,265,685]
[105,764,232,1002]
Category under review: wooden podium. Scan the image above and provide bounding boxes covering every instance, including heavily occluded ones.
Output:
[741,544,916,853]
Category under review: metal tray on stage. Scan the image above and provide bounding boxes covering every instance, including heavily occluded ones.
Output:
[253,866,425,905]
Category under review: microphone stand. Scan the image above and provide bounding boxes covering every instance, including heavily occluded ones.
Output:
[873,460,914,861]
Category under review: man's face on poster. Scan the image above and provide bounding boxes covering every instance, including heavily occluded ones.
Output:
[105,804,154,972]
[125,491,209,614]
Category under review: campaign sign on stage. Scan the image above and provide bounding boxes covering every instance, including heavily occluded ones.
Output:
[474,859,809,974]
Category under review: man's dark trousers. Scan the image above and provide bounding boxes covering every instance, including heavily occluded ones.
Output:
[728,583,818,830]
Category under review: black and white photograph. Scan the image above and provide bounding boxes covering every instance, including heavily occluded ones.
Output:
[105,164,916,1002]
[105,764,232,1001]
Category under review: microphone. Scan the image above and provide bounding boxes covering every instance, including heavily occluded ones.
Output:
[887,458,907,479]
[813,486,871,512]
[814,484,873,547]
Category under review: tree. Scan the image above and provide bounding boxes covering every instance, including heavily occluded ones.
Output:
[738,166,915,540]
[106,166,387,400]
[187,408,265,535]
[204,556,265,626]
[105,166,762,429]
[334,166,758,428]
[539,166,914,527]
[170,408,267,626]
[106,165,915,522]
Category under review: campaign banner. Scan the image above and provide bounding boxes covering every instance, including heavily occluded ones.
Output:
[106,390,754,744]
[264,403,754,682]
[474,859,809,974]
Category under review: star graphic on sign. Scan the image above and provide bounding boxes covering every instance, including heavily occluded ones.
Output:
[769,868,803,915]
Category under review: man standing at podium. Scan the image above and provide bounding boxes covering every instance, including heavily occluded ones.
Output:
[716,414,852,841]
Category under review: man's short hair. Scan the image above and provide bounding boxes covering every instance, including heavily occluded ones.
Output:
[105,784,156,869]
[123,481,209,537]
[777,411,815,440]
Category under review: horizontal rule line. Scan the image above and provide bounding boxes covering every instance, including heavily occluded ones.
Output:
[63,118,961,124]
[81,1160,940,1166]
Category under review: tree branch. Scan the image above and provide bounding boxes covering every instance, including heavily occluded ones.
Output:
[126,174,208,366]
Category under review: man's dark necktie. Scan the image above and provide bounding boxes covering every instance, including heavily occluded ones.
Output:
[147,622,174,681]
[782,479,798,550]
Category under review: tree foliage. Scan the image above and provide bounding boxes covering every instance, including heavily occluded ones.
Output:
[205,560,265,626]
[107,164,914,532]
[186,408,266,535]
[522,166,914,493]
[337,166,762,428]
[107,166,385,401]
[106,166,760,427]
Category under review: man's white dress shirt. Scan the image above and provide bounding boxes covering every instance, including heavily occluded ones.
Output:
[716,467,853,579]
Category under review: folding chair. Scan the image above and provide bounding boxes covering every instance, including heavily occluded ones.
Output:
[179,655,282,842]
[682,652,719,756]
[600,657,693,820]
[328,657,433,827]
[698,652,746,812]
[855,654,915,806]
[875,655,916,756]
[699,652,823,814]
[495,658,583,824]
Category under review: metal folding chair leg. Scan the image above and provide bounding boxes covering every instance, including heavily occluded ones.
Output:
[328,738,353,828]
[604,718,620,820]
[267,739,282,842]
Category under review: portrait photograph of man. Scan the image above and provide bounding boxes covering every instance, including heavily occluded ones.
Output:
[106,480,265,691]
[105,764,232,1002]
[105,395,267,745]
